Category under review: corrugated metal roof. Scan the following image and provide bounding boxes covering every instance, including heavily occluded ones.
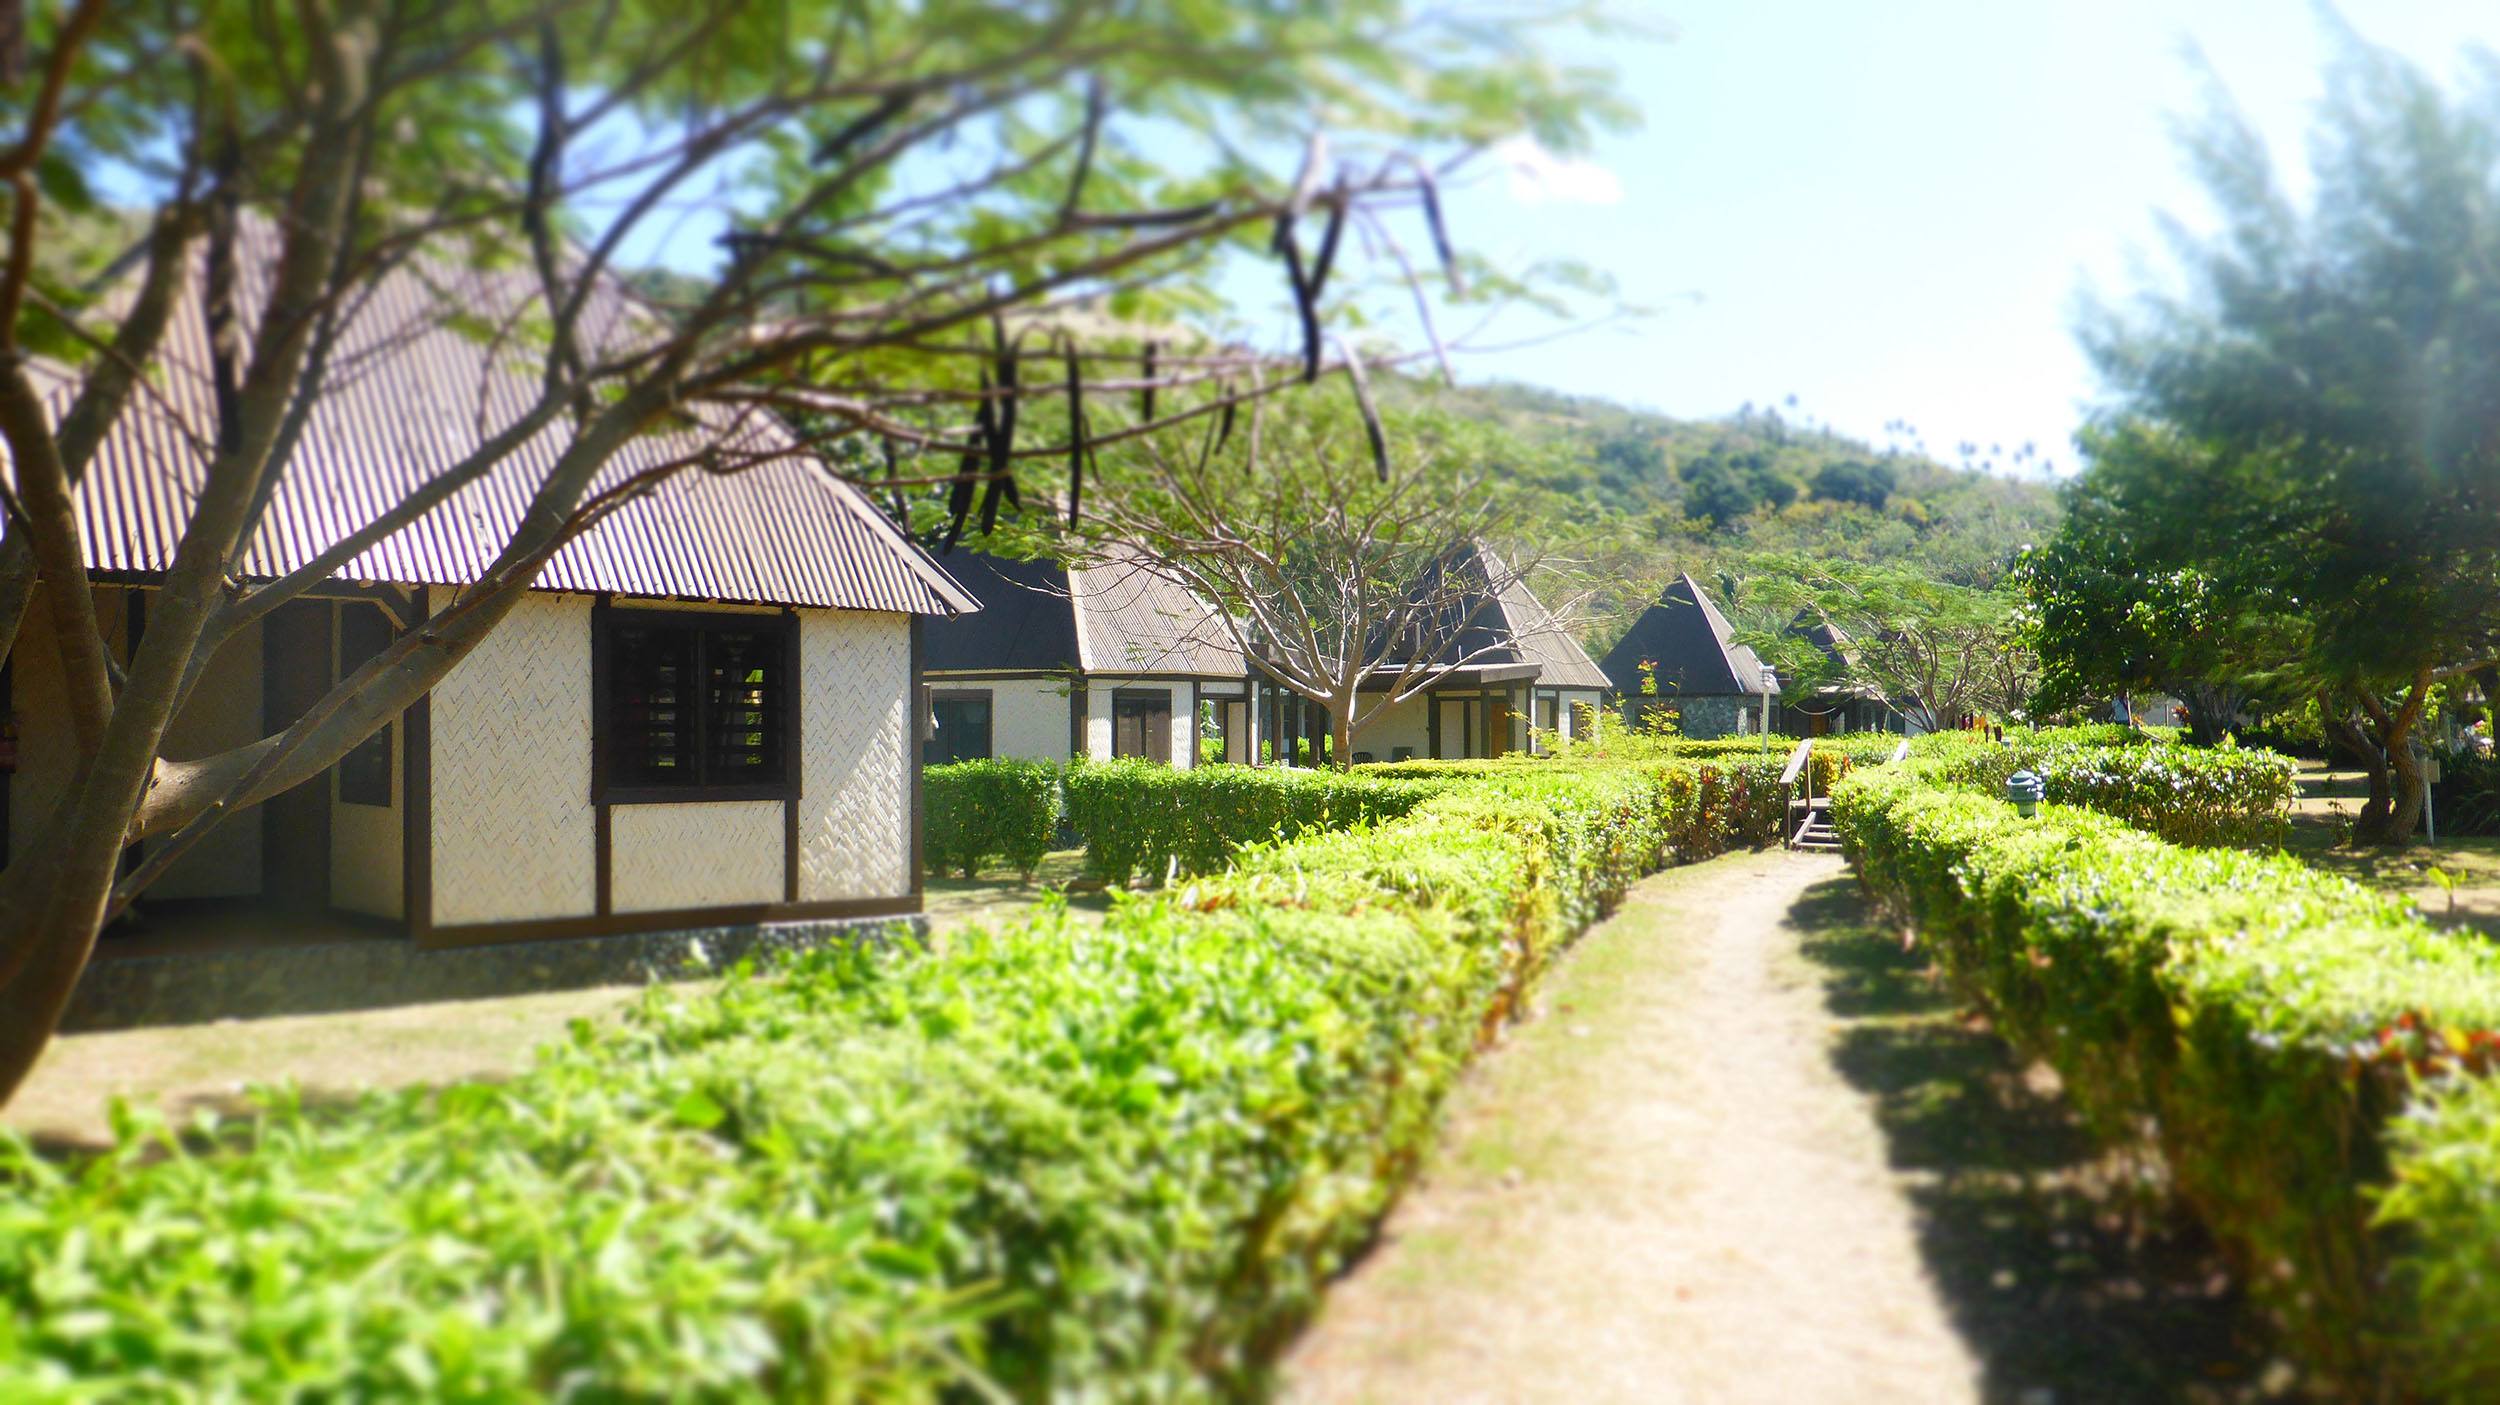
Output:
[920,546,1247,677]
[1388,541,1608,690]
[1596,572,1777,698]
[1068,547,1248,676]
[21,217,976,616]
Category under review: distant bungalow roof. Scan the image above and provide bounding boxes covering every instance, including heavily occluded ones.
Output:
[1597,573,1777,698]
[1382,540,1609,691]
[921,547,1247,677]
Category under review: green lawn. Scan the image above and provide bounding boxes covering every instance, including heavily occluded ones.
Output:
[2283,761,2500,937]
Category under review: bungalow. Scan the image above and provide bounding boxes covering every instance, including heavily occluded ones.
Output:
[1597,573,1779,739]
[918,547,1256,767]
[1773,611,1899,736]
[1279,541,1607,764]
[5,225,978,970]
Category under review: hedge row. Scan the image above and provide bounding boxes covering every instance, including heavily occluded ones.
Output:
[1,756,1793,1399]
[924,760,1060,878]
[1060,760,1457,886]
[1923,732,2298,848]
[1835,757,2500,1395]
[1358,753,1805,858]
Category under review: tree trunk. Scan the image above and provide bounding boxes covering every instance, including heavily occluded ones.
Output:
[2338,675,2433,848]
[2387,739,2427,845]
[2176,680,2243,747]
[1331,705,1355,773]
[2320,695,2393,843]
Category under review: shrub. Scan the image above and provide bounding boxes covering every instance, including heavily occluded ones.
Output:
[924,759,1060,878]
[1835,758,2500,1394]
[1060,760,1453,886]
[1925,734,2297,848]
[1358,754,1791,858]
[2432,743,2500,835]
[0,758,1737,1400]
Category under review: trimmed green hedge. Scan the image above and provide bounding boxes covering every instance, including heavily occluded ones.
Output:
[1920,732,2297,848]
[1836,758,2500,1394]
[1060,760,1455,886]
[924,759,1061,879]
[1358,753,1795,858]
[2,757,1785,1399]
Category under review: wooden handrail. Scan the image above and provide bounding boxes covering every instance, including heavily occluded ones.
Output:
[1778,736,1813,787]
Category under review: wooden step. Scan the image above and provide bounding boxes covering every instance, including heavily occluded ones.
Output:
[1790,814,1841,852]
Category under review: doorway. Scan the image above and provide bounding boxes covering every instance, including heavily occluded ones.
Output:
[1112,689,1173,763]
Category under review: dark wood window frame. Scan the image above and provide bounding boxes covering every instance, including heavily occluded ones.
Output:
[593,604,799,805]
[925,688,995,765]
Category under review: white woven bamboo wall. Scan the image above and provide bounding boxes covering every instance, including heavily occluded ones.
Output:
[611,800,783,911]
[796,610,910,900]
[428,591,596,923]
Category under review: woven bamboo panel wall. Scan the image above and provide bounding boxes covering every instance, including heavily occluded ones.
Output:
[610,800,783,911]
[429,591,596,923]
[797,610,910,900]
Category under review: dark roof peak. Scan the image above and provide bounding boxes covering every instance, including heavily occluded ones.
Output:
[1596,570,1775,698]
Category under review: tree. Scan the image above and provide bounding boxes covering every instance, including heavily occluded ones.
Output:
[1065,395,1559,768]
[1736,555,2027,733]
[2017,420,2309,744]
[0,0,1623,1102]
[2083,25,2500,841]
[1809,458,1893,509]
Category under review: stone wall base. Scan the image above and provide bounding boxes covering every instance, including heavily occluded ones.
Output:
[62,916,920,1034]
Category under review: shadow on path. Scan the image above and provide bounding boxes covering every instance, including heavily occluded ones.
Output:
[1787,876,2300,1404]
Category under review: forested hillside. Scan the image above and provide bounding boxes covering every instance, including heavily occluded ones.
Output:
[1380,379,2064,653]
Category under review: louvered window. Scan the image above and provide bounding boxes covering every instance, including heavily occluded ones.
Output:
[595,607,795,803]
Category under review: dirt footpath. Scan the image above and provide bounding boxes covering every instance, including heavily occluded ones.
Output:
[1280,851,1978,1405]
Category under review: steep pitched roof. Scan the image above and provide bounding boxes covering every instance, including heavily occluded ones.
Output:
[23,217,977,616]
[1787,609,1860,671]
[1391,541,1609,689]
[921,547,1246,677]
[1597,573,1777,698]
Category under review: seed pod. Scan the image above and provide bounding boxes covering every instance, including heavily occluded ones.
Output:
[1338,337,1390,481]
[1064,346,1087,527]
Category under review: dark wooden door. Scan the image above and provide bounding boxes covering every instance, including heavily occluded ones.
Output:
[1112,691,1172,763]
[261,600,332,910]
[1486,696,1512,758]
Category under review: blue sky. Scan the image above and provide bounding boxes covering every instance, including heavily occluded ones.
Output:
[1357,1,2500,477]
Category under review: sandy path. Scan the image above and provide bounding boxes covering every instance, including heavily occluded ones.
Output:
[1280,851,1980,1405]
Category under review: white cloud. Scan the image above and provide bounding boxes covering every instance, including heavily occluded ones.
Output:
[1492,134,1625,207]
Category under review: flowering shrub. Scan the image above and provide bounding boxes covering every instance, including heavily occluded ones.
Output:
[1836,756,2500,1395]
[924,759,1061,878]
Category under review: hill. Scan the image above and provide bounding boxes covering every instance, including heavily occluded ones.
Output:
[1384,378,2066,651]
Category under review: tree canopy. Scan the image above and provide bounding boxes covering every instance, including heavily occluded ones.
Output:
[2066,25,2500,838]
